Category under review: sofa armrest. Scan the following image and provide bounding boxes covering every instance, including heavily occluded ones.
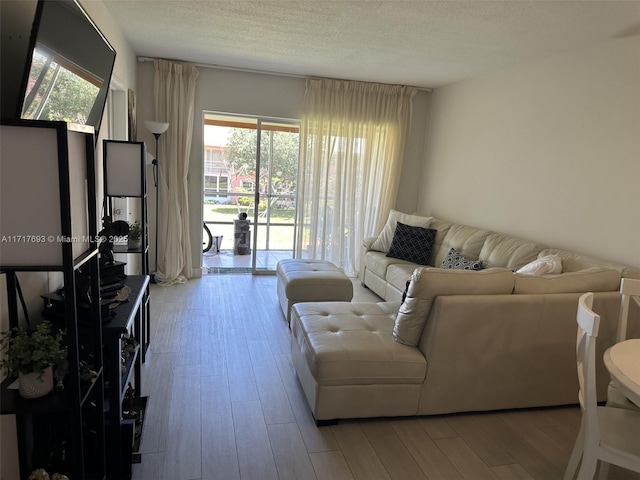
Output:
[363,236,377,250]
[393,267,515,346]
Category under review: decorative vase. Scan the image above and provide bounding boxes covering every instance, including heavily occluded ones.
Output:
[19,366,54,399]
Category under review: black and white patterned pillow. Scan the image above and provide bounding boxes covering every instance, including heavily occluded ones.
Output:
[440,247,484,270]
[386,222,437,265]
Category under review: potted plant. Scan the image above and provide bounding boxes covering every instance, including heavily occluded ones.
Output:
[128,220,142,250]
[0,321,67,398]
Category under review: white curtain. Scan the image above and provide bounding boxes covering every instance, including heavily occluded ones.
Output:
[152,59,199,286]
[296,78,416,276]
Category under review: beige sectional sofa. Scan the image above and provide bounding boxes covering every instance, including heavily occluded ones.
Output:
[290,214,640,423]
[360,215,640,302]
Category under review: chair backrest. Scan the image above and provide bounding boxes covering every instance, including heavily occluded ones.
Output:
[617,278,640,343]
[576,293,600,418]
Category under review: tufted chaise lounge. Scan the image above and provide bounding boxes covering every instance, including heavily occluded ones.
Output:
[290,300,420,424]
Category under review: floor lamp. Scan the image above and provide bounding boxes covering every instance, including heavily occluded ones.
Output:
[144,120,169,279]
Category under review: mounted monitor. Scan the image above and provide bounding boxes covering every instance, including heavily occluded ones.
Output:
[1,0,116,137]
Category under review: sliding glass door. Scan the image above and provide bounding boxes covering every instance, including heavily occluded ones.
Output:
[202,113,299,273]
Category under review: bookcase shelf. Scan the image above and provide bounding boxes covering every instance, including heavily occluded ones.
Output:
[0,119,106,479]
[102,139,152,478]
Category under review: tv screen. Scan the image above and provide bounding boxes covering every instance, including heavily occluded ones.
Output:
[1,0,116,137]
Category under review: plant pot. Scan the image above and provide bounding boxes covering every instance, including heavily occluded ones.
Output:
[128,238,141,250]
[19,366,54,399]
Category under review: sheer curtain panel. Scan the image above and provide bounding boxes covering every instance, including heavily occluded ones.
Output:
[152,59,199,286]
[296,78,416,276]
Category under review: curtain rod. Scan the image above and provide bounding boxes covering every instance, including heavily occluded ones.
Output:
[137,56,432,92]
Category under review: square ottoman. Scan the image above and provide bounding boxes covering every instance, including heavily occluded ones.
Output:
[276,259,353,325]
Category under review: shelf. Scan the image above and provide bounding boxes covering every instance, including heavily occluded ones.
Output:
[112,244,149,255]
[120,347,139,401]
[102,271,148,479]
[0,369,103,415]
[126,396,147,464]
[103,275,150,334]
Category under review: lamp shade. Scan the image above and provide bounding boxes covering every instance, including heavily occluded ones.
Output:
[144,120,169,135]
[104,140,145,196]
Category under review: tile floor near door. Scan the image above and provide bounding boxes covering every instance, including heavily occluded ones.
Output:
[133,274,638,480]
[202,249,292,272]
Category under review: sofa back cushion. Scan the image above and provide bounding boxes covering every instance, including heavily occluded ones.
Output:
[537,248,640,279]
[479,233,545,270]
[513,267,621,294]
[393,267,515,346]
[431,223,491,268]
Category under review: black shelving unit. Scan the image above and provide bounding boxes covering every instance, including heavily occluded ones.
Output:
[0,119,106,479]
[103,274,149,479]
[102,139,152,478]
[103,139,152,363]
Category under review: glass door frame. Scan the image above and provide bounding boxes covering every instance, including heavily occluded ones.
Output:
[202,111,299,275]
[252,117,299,275]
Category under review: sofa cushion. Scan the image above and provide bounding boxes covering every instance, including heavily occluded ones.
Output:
[425,218,453,264]
[364,250,416,280]
[538,248,640,279]
[393,267,515,346]
[291,302,426,386]
[516,254,562,276]
[513,267,621,294]
[386,263,419,293]
[386,222,437,265]
[371,210,433,253]
[432,223,491,268]
[479,233,546,270]
[441,247,483,271]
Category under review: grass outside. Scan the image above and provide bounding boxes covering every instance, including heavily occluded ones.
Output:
[203,205,295,223]
[203,205,295,251]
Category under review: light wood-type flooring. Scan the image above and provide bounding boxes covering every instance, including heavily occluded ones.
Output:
[132,274,638,480]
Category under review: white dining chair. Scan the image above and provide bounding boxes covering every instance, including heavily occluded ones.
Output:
[564,292,640,480]
[607,278,640,410]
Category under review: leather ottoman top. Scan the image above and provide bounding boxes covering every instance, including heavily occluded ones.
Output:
[291,301,426,386]
[277,259,353,300]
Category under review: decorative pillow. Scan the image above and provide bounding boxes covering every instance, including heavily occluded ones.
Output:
[440,247,483,271]
[371,210,433,253]
[386,222,437,265]
[516,254,562,276]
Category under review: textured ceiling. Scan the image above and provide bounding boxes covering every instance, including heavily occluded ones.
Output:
[103,0,640,88]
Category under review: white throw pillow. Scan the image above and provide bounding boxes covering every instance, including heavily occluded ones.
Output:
[371,210,433,253]
[516,254,562,276]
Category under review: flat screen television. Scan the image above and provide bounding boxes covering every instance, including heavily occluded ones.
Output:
[0,0,116,137]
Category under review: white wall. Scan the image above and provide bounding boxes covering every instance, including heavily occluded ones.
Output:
[135,62,431,274]
[419,37,640,268]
